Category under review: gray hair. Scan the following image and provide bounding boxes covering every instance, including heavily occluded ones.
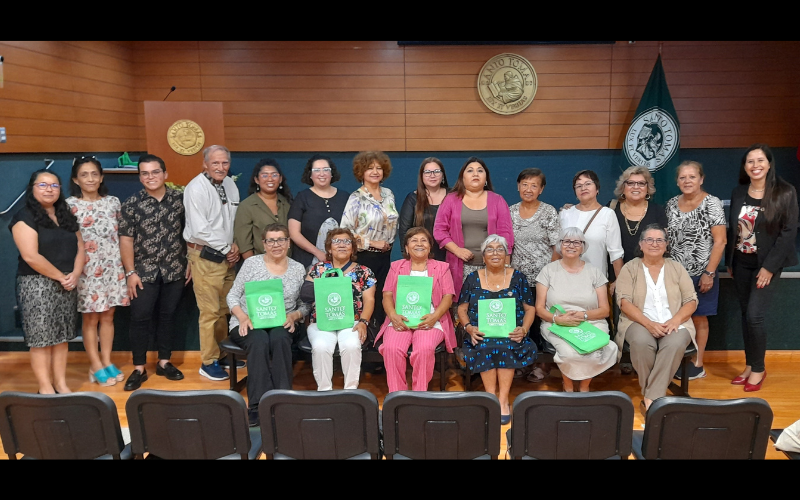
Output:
[638,223,667,243]
[555,226,588,256]
[480,234,509,254]
[203,145,231,163]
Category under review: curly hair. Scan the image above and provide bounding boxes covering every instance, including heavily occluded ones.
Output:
[300,154,341,186]
[70,156,109,198]
[323,227,357,263]
[248,158,293,202]
[352,151,392,183]
[613,166,656,200]
[25,170,79,232]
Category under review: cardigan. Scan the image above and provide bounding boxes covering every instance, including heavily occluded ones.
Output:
[725,183,799,274]
[433,191,514,286]
[615,257,698,362]
[376,258,457,353]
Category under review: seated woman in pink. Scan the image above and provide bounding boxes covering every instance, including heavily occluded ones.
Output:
[377,227,456,392]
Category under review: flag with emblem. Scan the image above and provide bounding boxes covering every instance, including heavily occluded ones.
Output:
[622,54,681,205]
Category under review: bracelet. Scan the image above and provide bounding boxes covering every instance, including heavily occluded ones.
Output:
[358,318,369,325]
[552,312,558,324]
[125,270,137,278]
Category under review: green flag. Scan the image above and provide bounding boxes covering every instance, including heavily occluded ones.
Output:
[622,55,681,205]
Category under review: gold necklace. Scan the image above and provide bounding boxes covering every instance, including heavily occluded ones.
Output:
[621,201,648,236]
[484,267,507,290]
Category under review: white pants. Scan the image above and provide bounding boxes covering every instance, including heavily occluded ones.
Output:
[306,322,362,391]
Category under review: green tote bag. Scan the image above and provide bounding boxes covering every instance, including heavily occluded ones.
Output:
[547,304,610,354]
[314,268,356,331]
[478,297,517,338]
[245,279,287,329]
[396,275,433,328]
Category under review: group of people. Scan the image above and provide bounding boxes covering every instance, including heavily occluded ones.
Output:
[10,143,796,426]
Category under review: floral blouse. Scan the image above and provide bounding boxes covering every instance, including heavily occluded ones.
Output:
[509,202,560,284]
[307,261,377,323]
[340,186,399,251]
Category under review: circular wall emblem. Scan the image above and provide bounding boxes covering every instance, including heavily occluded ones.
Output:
[477,53,538,115]
[489,300,504,313]
[327,293,342,307]
[258,295,273,307]
[406,291,420,305]
[167,119,205,156]
[623,107,680,172]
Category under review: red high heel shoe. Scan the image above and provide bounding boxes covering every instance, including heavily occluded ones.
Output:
[744,371,766,392]
[731,375,747,385]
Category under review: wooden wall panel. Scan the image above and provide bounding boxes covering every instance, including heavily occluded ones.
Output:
[1,41,799,154]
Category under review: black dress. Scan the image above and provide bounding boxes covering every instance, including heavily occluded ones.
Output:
[398,191,446,261]
[287,188,350,269]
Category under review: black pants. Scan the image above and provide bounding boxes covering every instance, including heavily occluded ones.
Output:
[129,274,184,366]
[230,325,293,409]
[355,250,391,329]
[732,252,780,372]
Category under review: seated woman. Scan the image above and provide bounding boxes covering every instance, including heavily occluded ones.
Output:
[378,227,456,392]
[616,224,697,414]
[300,228,376,391]
[535,227,618,392]
[226,223,309,426]
[458,234,535,424]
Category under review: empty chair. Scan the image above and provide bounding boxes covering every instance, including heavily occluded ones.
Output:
[508,391,634,460]
[632,396,773,459]
[381,391,501,459]
[0,391,131,460]
[126,389,261,459]
[258,389,380,459]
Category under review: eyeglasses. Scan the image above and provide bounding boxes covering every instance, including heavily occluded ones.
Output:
[625,180,647,188]
[311,167,332,174]
[331,238,352,245]
[259,172,281,179]
[574,181,595,190]
[263,237,289,246]
[34,182,60,190]
[139,169,163,178]
[484,247,507,255]
[561,239,584,248]
[423,169,442,176]
[643,238,667,246]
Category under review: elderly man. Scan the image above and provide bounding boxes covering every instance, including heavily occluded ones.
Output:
[184,145,241,381]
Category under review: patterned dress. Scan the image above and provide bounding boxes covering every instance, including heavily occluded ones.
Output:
[459,269,536,373]
[509,202,560,284]
[665,194,727,277]
[67,196,129,312]
[307,261,377,323]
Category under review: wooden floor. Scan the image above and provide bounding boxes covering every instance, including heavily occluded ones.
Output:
[1,350,798,459]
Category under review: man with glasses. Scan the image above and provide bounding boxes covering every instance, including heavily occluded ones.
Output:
[184,145,241,381]
[119,154,189,390]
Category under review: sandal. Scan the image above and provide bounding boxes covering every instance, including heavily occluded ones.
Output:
[526,366,547,383]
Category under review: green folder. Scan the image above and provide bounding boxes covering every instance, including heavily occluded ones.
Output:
[396,275,433,328]
[547,304,610,354]
[478,297,516,338]
[245,279,287,329]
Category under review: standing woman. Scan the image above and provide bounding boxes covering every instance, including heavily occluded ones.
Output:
[340,151,399,328]
[665,161,726,380]
[560,170,624,289]
[10,170,84,394]
[726,144,798,392]
[434,157,514,287]
[398,157,449,261]
[288,154,350,270]
[234,158,293,260]
[67,157,129,386]
[612,166,668,266]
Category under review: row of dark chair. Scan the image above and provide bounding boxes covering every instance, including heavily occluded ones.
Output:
[0,389,781,459]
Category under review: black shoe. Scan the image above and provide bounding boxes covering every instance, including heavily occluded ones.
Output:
[156,362,184,381]
[248,409,259,428]
[219,356,246,369]
[124,369,148,391]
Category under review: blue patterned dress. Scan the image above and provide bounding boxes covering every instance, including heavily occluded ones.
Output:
[459,269,536,373]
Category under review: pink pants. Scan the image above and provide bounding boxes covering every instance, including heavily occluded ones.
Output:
[379,326,445,392]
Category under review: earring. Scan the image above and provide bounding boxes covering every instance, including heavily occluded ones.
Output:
[620,193,626,200]
[484,182,488,188]
[278,185,283,190]
[255,185,260,192]
[645,194,651,200]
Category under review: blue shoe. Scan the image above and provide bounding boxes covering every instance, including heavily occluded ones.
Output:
[89,367,116,387]
[218,357,246,369]
[104,364,125,382]
[199,361,229,381]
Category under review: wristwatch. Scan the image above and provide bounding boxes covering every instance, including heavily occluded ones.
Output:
[702,270,715,278]
[358,318,370,326]
[584,311,588,321]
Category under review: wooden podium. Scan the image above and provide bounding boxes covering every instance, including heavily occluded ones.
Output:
[143,101,225,186]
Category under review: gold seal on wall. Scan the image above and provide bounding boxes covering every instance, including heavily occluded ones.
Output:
[477,53,537,115]
[167,119,205,156]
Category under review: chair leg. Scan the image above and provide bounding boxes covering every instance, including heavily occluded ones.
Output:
[438,352,447,391]
[680,355,691,397]
[229,356,238,392]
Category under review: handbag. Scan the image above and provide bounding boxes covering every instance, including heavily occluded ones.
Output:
[547,304,610,354]
[396,275,433,328]
[313,268,356,331]
[478,297,516,338]
[244,279,287,329]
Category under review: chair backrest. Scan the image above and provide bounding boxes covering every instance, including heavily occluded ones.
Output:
[0,391,126,459]
[509,391,634,459]
[258,389,380,459]
[126,389,252,459]
[640,396,773,459]
[382,391,501,459]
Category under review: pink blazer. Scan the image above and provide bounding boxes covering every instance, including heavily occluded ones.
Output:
[433,191,514,286]
[376,258,457,352]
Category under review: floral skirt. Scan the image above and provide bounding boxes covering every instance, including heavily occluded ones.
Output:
[16,275,78,348]
[463,336,536,373]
